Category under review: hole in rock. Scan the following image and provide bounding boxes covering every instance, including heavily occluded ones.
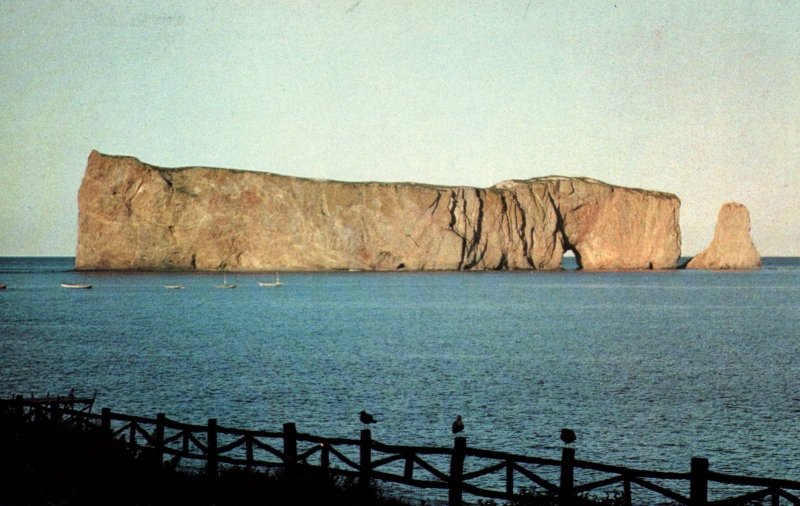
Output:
[560,249,582,271]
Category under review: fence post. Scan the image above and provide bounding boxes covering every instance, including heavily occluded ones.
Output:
[623,474,632,506]
[51,400,62,427]
[283,422,297,472]
[404,453,413,480]
[129,421,137,448]
[690,457,708,506]
[560,447,575,505]
[449,436,466,506]
[360,429,372,488]
[207,418,218,480]
[155,413,165,466]
[321,443,330,469]
[506,460,514,498]
[246,435,254,467]
[14,394,23,419]
[101,408,111,434]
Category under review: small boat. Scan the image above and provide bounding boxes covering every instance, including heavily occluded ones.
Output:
[216,274,236,289]
[61,283,92,289]
[165,285,185,289]
[0,283,6,290]
[258,273,282,287]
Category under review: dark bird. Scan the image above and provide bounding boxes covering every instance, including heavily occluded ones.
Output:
[452,415,464,435]
[560,428,576,446]
[359,410,377,427]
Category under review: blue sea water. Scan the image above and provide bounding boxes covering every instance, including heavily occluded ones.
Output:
[1,257,799,498]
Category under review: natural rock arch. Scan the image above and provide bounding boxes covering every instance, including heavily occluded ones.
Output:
[76,151,683,272]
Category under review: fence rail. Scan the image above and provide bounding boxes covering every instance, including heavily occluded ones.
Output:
[3,395,800,506]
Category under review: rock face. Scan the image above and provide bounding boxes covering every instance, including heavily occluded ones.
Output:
[76,151,682,271]
[686,203,761,270]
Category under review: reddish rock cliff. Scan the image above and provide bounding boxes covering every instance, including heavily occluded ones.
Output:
[76,151,682,271]
[686,203,761,270]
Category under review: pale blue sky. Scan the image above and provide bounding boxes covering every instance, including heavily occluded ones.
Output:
[2,1,798,256]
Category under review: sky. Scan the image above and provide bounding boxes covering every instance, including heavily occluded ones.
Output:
[1,1,798,257]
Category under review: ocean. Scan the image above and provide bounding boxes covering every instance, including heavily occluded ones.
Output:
[1,257,799,500]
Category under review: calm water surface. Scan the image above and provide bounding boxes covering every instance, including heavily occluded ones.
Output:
[1,257,799,494]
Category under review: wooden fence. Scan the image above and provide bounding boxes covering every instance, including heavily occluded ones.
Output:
[3,395,800,506]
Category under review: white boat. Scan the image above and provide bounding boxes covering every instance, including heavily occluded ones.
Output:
[258,273,282,287]
[165,285,185,289]
[216,274,236,289]
[61,283,92,289]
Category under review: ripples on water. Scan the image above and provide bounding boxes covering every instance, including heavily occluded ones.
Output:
[1,257,799,493]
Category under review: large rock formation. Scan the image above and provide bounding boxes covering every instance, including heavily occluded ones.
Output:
[686,203,761,270]
[76,151,682,271]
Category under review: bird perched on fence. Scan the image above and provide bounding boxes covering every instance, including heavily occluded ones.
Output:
[452,415,464,435]
[359,410,377,427]
[560,428,576,446]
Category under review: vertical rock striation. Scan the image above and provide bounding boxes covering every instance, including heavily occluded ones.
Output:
[76,151,682,271]
[686,203,761,270]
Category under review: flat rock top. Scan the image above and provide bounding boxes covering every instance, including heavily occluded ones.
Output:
[77,151,682,271]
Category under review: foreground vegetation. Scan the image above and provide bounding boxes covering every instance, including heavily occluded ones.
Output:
[1,414,418,505]
[0,413,643,506]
